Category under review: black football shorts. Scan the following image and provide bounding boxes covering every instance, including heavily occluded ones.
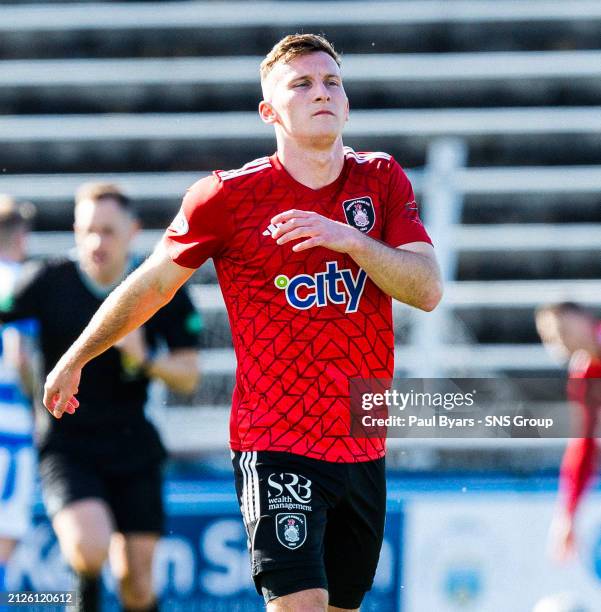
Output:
[39,451,164,534]
[232,450,386,608]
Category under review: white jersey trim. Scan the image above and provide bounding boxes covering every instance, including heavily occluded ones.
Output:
[344,146,391,163]
[240,450,259,523]
[219,157,272,181]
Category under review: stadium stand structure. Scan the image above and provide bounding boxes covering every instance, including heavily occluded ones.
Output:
[0,0,600,462]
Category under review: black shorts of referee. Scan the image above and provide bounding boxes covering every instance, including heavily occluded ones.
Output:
[39,451,164,534]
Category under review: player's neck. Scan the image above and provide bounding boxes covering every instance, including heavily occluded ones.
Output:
[277,139,345,190]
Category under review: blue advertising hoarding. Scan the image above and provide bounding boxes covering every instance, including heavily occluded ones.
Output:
[10,473,601,610]
[6,477,404,611]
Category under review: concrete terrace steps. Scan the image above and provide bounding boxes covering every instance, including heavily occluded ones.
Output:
[0,1,598,416]
[2,108,600,141]
[20,216,601,312]
[4,164,601,201]
[446,280,601,308]
[2,0,601,59]
[4,165,601,230]
[3,51,601,113]
[2,1,601,32]
[0,171,208,228]
[3,52,601,87]
[25,224,601,259]
[1,107,600,171]
[0,171,208,201]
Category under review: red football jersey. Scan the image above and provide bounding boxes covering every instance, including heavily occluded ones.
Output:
[163,148,432,462]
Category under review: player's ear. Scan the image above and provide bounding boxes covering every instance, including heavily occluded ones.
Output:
[345,97,350,122]
[259,100,278,125]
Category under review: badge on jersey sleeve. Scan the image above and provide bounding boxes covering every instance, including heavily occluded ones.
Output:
[342,196,375,233]
[170,209,189,236]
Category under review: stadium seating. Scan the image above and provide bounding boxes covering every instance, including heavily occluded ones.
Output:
[1,0,600,459]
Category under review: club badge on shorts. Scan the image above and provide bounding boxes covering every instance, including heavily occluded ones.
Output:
[342,196,376,233]
[276,513,307,550]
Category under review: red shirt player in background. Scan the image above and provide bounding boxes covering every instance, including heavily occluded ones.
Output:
[42,34,442,612]
[536,302,601,562]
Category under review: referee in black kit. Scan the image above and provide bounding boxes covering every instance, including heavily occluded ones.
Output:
[0,183,201,612]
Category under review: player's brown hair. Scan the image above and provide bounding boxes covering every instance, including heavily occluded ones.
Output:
[75,182,132,211]
[260,34,342,83]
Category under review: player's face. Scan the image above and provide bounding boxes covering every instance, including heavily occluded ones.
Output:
[260,51,349,147]
[536,311,593,359]
[74,198,138,284]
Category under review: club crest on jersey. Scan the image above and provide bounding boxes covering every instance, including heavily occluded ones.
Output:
[343,196,375,233]
[276,513,307,550]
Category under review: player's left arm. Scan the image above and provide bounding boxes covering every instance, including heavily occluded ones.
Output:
[114,287,201,394]
[115,328,199,395]
[146,350,199,395]
[271,210,442,311]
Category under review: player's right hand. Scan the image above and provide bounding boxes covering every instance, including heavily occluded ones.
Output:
[43,357,82,419]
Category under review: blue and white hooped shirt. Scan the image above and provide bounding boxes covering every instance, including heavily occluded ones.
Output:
[0,259,36,448]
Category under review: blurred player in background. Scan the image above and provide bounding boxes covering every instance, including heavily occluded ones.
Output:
[0,183,201,612]
[536,302,601,561]
[41,35,441,612]
[0,196,36,595]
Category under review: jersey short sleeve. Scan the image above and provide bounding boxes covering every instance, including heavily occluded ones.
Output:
[383,158,432,248]
[162,174,232,269]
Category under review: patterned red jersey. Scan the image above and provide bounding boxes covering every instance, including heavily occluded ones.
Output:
[163,147,432,462]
